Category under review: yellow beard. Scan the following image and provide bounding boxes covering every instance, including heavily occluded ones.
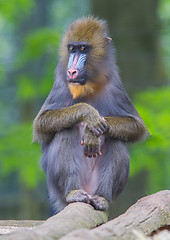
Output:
[68,83,96,99]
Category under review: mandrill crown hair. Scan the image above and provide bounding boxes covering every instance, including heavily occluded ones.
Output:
[60,17,110,65]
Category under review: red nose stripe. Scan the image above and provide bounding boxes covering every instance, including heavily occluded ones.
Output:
[67,54,79,79]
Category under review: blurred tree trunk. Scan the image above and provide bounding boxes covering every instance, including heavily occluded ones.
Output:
[91,0,166,95]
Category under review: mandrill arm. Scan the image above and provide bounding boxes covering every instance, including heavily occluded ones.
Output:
[33,103,107,143]
[104,116,149,143]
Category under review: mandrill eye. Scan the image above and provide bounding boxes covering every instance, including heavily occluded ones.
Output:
[81,46,85,51]
[80,45,87,53]
[68,45,75,53]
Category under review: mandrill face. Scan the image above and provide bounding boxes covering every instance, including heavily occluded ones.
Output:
[66,41,91,86]
[59,17,111,99]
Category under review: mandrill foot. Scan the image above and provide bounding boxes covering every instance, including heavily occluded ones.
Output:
[66,189,91,204]
[66,190,108,211]
[90,195,109,211]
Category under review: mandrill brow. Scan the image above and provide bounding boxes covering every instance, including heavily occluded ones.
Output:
[33,17,149,213]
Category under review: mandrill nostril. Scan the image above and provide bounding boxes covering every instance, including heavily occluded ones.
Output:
[67,69,78,79]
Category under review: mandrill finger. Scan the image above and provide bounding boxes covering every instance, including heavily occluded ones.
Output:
[101,121,108,131]
[96,146,102,156]
[87,146,92,158]
[81,136,84,145]
[92,146,97,158]
[99,123,107,132]
[96,126,103,135]
[92,128,100,136]
[84,145,88,157]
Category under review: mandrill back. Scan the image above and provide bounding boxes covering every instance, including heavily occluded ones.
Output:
[33,17,149,213]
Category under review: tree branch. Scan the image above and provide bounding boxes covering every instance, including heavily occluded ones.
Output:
[0,190,169,240]
[60,190,170,240]
[0,202,108,239]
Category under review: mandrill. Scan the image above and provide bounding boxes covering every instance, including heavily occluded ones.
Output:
[33,17,148,212]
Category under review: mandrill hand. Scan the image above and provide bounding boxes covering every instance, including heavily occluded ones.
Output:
[81,126,101,158]
[83,105,108,137]
[90,116,108,136]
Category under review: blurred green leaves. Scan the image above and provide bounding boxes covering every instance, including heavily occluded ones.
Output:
[0,123,43,189]
[0,0,34,22]
[17,28,61,100]
[18,28,60,64]
[130,86,170,193]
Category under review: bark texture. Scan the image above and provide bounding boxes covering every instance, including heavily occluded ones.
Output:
[0,190,169,240]
[0,202,108,239]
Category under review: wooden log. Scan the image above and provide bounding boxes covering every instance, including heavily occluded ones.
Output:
[0,190,169,240]
[0,202,108,240]
[0,220,43,235]
[59,190,170,240]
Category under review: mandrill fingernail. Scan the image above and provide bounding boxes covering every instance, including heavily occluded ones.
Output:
[81,122,85,127]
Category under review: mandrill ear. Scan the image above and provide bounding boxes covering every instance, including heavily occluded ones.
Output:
[106,37,112,42]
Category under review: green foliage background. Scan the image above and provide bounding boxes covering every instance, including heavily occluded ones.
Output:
[0,0,169,219]
[131,86,170,192]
